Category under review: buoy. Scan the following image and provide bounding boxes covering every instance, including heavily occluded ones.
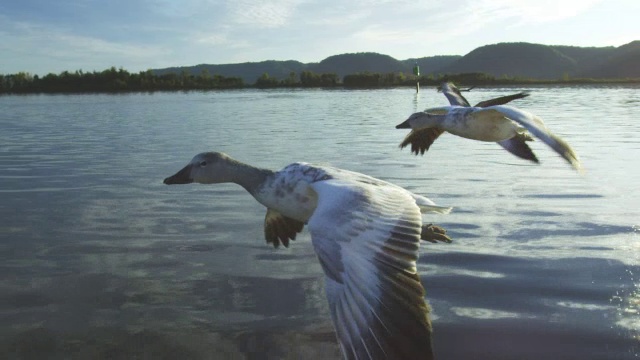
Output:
[413,63,420,93]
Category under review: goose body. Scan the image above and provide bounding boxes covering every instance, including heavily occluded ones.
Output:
[397,83,582,171]
[164,152,452,359]
[415,105,521,141]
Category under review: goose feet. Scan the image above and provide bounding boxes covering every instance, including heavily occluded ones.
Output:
[421,223,452,244]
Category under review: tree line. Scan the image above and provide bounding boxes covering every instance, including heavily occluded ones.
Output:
[1,67,636,94]
[0,67,244,94]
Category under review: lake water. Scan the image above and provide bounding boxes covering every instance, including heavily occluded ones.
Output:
[1,86,639,359]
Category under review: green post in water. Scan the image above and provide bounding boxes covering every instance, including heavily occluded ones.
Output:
[413,63,420,93]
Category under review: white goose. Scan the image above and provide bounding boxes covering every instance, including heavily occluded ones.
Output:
[397,82,582,171]
[164,152,452,360]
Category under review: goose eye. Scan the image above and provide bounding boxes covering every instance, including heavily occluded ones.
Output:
[199,161,207,167]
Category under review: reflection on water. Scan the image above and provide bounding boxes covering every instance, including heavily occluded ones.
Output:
[1,86,639,359]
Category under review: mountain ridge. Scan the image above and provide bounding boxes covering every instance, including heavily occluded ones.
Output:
[153,41,640,84]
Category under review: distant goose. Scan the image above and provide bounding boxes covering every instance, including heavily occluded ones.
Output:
[401,82,535,161]
[164,152,452,360]
[397,83,582,171]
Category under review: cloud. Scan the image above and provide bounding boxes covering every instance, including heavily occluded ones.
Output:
[351,23,408,41]
[150,0,214,18]
[345,0,607,50]
[304,11,369,27]
[193,32,254,50]
[0,15,166,74]
[225,0,305,28]
[470,0,605,23]
[194,33,230,46]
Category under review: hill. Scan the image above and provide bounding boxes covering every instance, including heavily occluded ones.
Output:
[152,41,640,84]
[577,41,640,78]
[440,42,577,79]
[153,53,460,84]
[440,41,640,79]
[401,56,462,75]
[308,52,408,78]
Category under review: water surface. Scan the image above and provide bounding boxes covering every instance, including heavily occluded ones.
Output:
[1,86,639,359]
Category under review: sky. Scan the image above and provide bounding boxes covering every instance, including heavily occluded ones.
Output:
[1,0,638,76]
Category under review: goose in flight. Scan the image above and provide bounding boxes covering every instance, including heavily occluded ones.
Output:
[397,83,582,171]
[164,152,453,359]
[401,82,536,161]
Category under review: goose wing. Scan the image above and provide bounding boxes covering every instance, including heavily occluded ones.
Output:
[440,81,529,108]
[474,92,530,107]
[307,177,434,360]
[264,209,305,248]
[474,105,582,171]
[497,135,539,163]
[399,128,446,155]
[439,82,470,106]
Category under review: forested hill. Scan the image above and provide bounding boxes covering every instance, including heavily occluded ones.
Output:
[440,41,640,79]
[576,41,640,78]
[153,41,640,83]
[153,53,463,83]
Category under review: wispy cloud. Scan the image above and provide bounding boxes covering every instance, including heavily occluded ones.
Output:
[471,0,605,23]
[193,31,254,50]
[225,0,305,28]
[194,33,230,46]
[352,26,416,43]
[0,15,166,74]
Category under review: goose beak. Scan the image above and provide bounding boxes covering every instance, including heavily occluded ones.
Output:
[164,165,193,185]
[395,119,411,129]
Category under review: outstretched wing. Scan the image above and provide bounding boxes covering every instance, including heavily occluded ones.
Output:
[441,82,530,109]
[307,178,434,360]
[439,82,470,106]
[474,92,530,108]
[477,105,582,171]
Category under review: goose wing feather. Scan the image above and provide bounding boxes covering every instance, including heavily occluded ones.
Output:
[439,83,471,106]
[474,92,530,107]
[264,209,305,248]
[307,177,434,360]
[475,105,582,171]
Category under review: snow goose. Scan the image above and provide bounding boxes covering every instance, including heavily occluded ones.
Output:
[397,83,582,171]
[164,152,452,360]
[401,82,535,161]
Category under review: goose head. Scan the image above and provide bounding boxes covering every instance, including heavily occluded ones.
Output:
[395,111,440,130]
[164,152,236,185]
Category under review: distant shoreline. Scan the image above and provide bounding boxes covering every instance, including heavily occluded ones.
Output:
[2,68,639,95]
[2,80,639,95]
